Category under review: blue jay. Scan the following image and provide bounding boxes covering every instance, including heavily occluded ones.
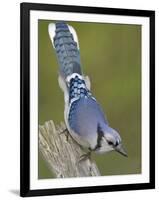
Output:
[48,22,127,157]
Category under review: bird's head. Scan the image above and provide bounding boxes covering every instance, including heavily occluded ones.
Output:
[96,124,127,157]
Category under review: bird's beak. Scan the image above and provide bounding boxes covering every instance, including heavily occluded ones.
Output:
[114,144,127,157]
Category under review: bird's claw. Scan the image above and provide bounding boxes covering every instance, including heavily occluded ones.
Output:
[59,128,69,141]
[78,151,91,163]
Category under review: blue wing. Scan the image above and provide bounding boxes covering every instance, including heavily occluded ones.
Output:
[68,96,108,141]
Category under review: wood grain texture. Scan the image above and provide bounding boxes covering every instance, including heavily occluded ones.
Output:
[39,120,101,178]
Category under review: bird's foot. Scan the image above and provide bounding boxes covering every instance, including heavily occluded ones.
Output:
[59,128,69,141]
[59,128,67,134]
[78,151,91,163]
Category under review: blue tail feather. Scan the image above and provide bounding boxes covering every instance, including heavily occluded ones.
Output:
[49,22,82,79]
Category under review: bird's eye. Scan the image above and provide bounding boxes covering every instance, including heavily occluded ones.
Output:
[107,141,114,146]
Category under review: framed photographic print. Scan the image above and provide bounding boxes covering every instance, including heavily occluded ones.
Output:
[20,2,155,197]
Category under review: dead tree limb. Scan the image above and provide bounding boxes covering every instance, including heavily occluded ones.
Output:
[39,120,101,178]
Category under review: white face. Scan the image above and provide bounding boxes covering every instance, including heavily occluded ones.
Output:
[95,137,114,154]
[95,130,127,157]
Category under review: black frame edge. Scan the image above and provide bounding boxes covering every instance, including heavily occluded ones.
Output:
[22,183,155,197]
[149,11,155,189]
[20,3,30,197]
[21,2,155,16]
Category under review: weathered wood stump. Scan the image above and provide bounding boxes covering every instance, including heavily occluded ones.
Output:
[39,120,101,178]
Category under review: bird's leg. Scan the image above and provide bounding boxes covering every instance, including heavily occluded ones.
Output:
[59,128,67,134]
[59,128,69,141]
[78,149,92,163]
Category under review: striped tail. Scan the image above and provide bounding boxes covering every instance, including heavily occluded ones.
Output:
[48,22,82,79]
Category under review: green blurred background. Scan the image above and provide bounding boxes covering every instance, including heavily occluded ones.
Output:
[38,20,141,178]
